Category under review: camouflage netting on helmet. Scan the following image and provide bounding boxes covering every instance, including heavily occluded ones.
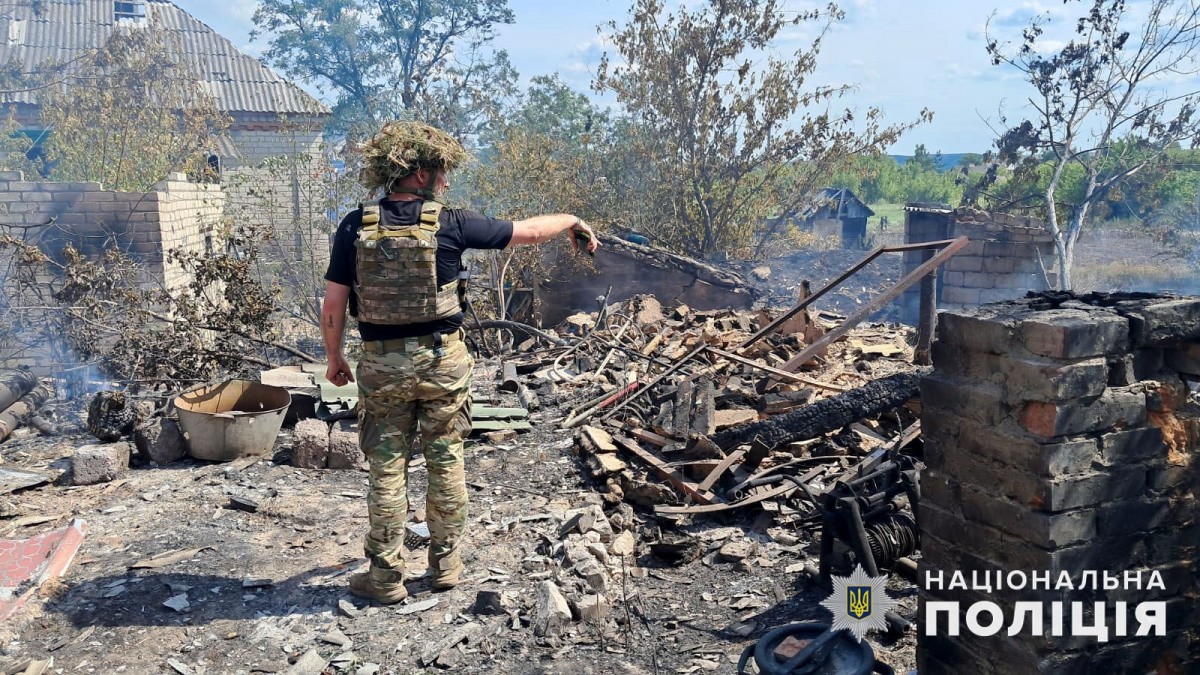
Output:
[358,121,469,193]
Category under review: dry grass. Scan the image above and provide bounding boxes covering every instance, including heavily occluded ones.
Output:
[1073,258,1198,294]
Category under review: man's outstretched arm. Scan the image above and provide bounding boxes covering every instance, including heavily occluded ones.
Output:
[322,281,355,386]
[509,214,600,253]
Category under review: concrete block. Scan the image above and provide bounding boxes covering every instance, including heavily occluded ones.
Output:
[958,484,1098,548]
[948,256,983,272]
[71,442,131,485]
[943,271,964,287]
[1165,342,1200,377]
[292,418,328,469]
[1018,309,1130,359]
[327,420,363,470]
[923,413,1100,476]
[1098,427,1167,465]
[1125,298,1200,346]
[983,257,1016,274]
[920,375,1008,426]
[940,286,981,305]
[133,417,187,465]
[963,272,993,288]
[1017,388,1147,438]
[1095,498,1171,538]
[936,306,1018,353]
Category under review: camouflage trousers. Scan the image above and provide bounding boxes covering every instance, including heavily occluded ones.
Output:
[355,337,473,588]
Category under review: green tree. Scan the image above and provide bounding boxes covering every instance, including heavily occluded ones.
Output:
[595,0,928,257]
[38,24,229,192]
[252,0,518,138]
[985,0,1200,288]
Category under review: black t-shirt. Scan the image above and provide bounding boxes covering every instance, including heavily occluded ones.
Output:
[325,199,514,340]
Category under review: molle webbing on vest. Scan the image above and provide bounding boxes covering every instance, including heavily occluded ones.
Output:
[353,201,461,325]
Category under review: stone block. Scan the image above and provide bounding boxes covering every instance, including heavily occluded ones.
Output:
[932,344,1108,404]
[940,287,981,305]
[1017,388,1147,438]
[327,420,363,470]
[1018,309,1130,359]
[1125,298,1200,346]
[133,417,187,465]
[936,306,1017,353]
[533,581,572,637]
[983,257,1016,274]
[71,442,131,485]
[948,256,983,272]
[1098,427,1166,465]
[1165,342,1200,377]
[957,485,1097,548]
[942,271,965,287]
[963,272,993,288]
[292,418,329,469]
[921,375,1008,426]
[1095,498,1171,538]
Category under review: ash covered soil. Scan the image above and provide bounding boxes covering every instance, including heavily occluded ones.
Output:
[0,359,917,675]
[734,249,905,321]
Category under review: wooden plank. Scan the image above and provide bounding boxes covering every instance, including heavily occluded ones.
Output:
[765,237,969,388]
[706,347,845,392]
[612,435,713,505]
[626,427,672,448]
[697,447,747,493]
[656,464,827,515]
[471,419,533,432]
[471,407,529,419]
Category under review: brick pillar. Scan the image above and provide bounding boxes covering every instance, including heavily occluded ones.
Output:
[919,294,1200,673]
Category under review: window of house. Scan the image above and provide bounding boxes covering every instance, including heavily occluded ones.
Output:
[114,1,146,22]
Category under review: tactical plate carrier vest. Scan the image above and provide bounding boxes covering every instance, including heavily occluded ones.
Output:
[353,201,462,325]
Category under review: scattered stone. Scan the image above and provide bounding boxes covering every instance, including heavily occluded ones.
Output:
[470,589,507,616]
[337,598,361,618]
[634,296,664,327]
[586,542,611,565]
[580,425,618,453]
[228,496,259,513]
[319,629,351,647]
[562,537,593,566]
[291,419,329,469]
[534,581,572,637]
[578,594,611,622]
[609,531,635,557]
[327,420,363,470]
[574,559,608,593]
[166,658,194,675]
[355,665,381,675]
[70,442,131,485]
[134,418,187,465]
[419,621,480,667]
[162,593,190,612]
[483,429,517,443]
[286,649,327,675]
[560,504,615,542]
[242,578,273,589]
[718,540,757,562]
[751,266,772,281]
[398,597,440,615]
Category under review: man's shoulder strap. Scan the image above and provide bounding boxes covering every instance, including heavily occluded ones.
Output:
[419,201,444,230]
[361,204,381,227]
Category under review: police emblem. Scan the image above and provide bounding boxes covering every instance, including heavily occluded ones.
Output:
[820,565,898,641]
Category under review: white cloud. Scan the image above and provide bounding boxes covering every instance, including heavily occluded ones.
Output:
[228,0,259,23]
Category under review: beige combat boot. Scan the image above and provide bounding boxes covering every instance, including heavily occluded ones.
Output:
[431,557,463,591]
[349,573,408,604]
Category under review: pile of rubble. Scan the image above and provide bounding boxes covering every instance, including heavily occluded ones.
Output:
[491,294,923,524]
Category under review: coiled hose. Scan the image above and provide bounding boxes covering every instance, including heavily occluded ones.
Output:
[736,623,894,675]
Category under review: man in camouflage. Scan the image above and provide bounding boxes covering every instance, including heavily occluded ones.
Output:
[321,121,598,603]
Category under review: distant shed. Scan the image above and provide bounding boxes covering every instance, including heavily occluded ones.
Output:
[802,188,875,249]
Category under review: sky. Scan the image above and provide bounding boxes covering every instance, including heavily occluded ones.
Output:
[169,0,1174,155]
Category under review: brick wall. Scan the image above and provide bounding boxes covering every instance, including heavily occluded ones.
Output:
[902,206,1058,323]
[0,171,223,368]
[919,293,1200,673]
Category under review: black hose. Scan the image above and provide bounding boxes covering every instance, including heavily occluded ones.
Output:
[736,623,893,675]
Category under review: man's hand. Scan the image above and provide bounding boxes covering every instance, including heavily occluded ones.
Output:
[327,354,355,386]
[569,219,600,255]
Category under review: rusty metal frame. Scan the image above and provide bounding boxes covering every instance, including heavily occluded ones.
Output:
[761,236,969,389]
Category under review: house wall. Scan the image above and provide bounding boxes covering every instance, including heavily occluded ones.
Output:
[0,170,224,368]
[901,206,1057,323]
[220,118,331,310]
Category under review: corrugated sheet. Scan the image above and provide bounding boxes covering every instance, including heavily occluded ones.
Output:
[0,0,330,115]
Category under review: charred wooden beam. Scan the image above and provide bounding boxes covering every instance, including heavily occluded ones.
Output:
[711,370,926,451]
[0,370,37,415]
[0,382,52,442]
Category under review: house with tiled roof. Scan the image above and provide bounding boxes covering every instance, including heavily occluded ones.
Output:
[0,0,333,272]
